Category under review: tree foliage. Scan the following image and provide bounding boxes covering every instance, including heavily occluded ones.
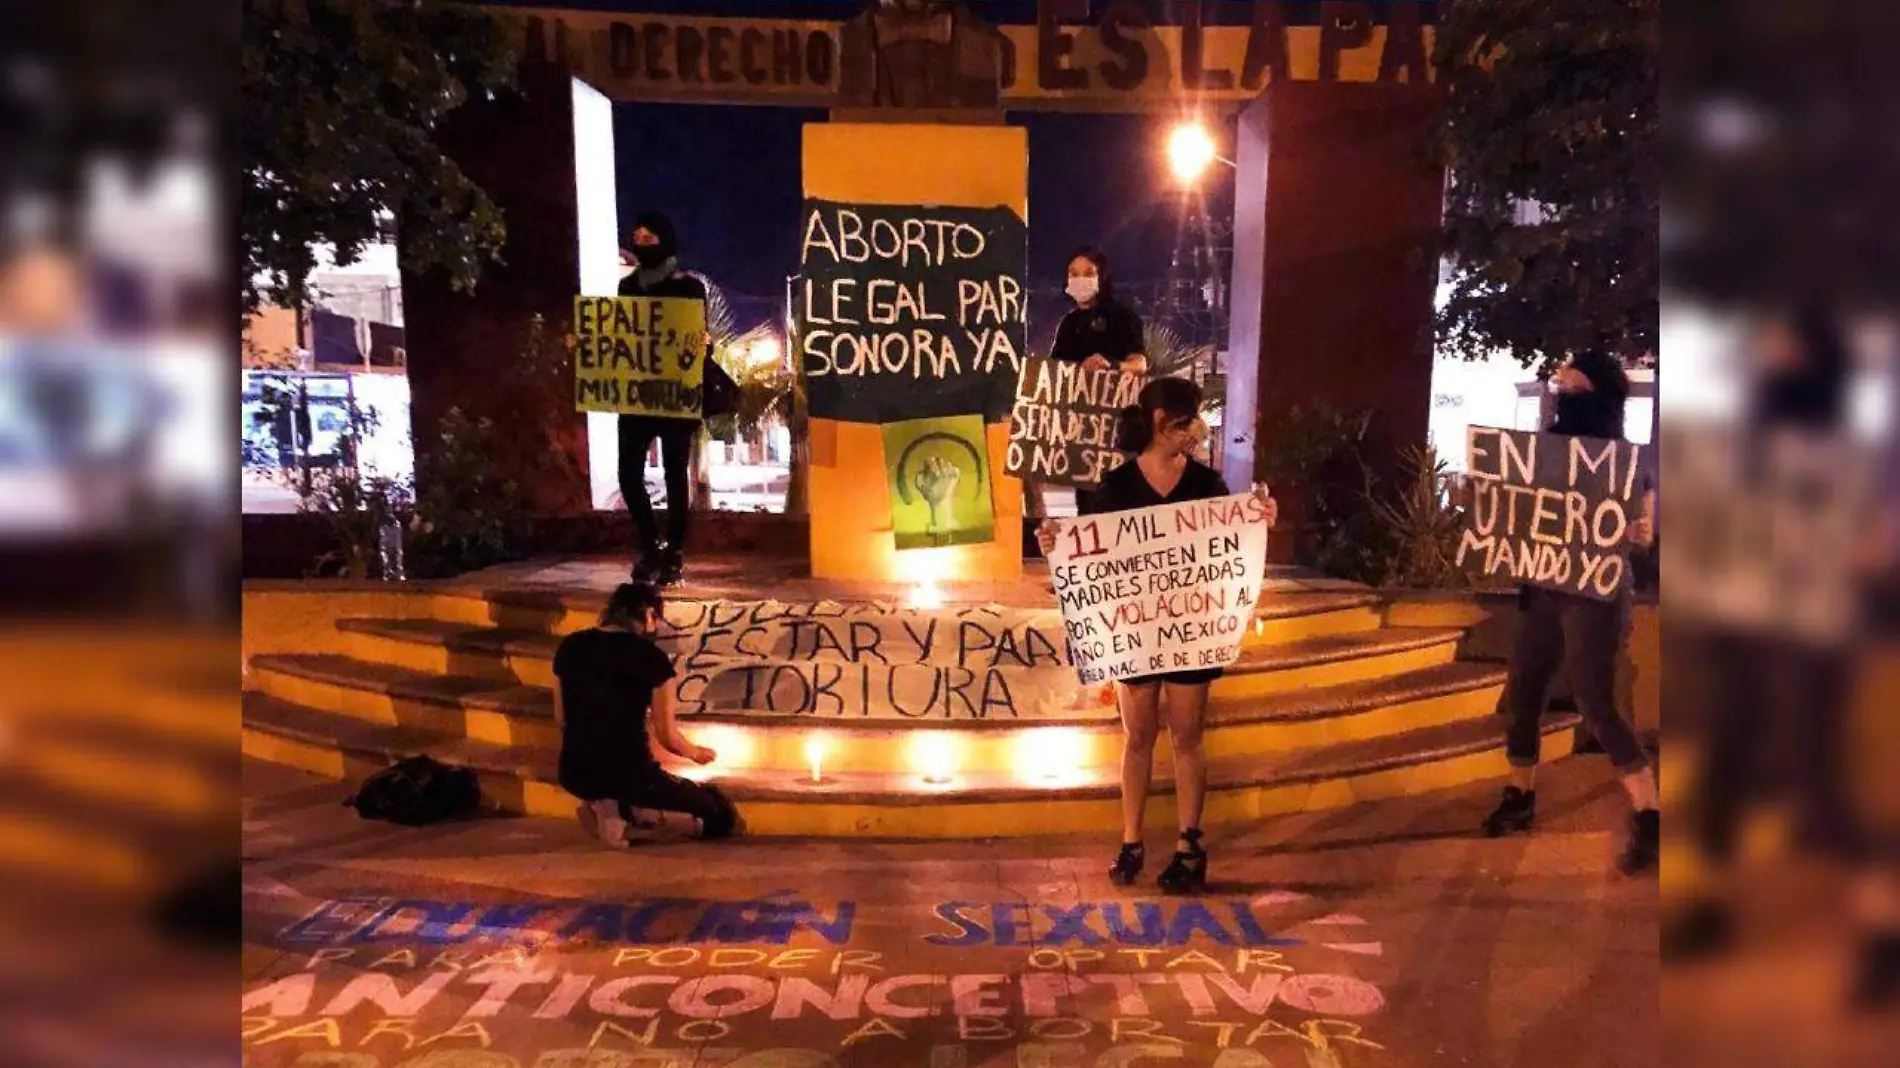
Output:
[240,0,517,313]
[1434,0,1660,370]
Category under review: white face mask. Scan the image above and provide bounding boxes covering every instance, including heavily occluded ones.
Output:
[1067,275,1099,304]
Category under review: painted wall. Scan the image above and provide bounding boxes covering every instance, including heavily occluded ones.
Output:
[800,121,1030,584]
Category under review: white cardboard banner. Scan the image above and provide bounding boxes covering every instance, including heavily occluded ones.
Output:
[1047,493,1271,685]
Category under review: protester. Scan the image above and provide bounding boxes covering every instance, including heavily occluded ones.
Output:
[1665,309,1899,1007]
[1043,248,1148,521]
[1037,377,1276,893]
[618,211,711,586]
[553,582,738,847]
[1481,348,1660,875]
[1050,247,1148,374]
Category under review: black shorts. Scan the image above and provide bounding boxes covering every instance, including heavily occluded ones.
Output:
[1119,668,1222,688]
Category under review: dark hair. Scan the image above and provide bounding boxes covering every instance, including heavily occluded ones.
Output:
[630,210,681,258]
[1067,246,1115,303]
[1568,347,1631,402]
[601,582,665,630]
[1116,376,1202,453]
[1756,306,1849,426]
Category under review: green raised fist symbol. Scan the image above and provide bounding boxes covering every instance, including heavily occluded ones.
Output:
[894,429,988,547]
[913,456,962,536]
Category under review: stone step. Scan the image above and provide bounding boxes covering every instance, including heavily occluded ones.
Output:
[421,584,1386,645]
[245,649,1502,775]
[328,614,1458,705]
[241,691,1575,839]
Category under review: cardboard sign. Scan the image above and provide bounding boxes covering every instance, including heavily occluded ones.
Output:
[572,295,708,418]
[795,199,1027,424]
[1456,426,1645,600]
[1004,356,1142,489]
[881,413,996,551]
[1664,423,1871,644]
[1047,494,1270,685]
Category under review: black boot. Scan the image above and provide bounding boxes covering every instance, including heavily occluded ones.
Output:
[632,545,663,584]
[658,547,685,587]
[1618,808,1661,876]
[1157,828,1209,895]
[1482,786,1537,837]
[1109,842,1144,887]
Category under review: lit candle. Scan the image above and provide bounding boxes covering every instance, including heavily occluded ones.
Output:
[1253,618,1266,637]
[804,734,829,784]
[910,731,961,786]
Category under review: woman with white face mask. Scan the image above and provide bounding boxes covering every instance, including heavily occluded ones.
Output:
[1050,248,1148,375]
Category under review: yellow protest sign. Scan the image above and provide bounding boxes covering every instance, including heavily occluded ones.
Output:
[572,295,707,418]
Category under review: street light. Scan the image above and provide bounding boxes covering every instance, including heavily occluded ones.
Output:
[1167,121,1234,185]
[748,334,782,367]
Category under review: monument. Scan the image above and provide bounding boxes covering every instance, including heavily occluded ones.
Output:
[837,0,1004,110]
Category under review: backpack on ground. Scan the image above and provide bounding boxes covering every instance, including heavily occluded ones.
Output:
[346,755,482,826]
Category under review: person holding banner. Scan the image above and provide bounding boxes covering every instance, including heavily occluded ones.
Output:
[1045,248,1146,519]
[1037,377,1277,893]
[1051,248,1148,375]
[618,211,713,586]
[1482,348,1661,875]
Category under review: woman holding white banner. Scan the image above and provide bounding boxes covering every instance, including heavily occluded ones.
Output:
[1037,377,1277,893]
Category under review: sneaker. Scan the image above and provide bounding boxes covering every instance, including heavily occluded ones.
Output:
[1662,898,1733,962]
[1617,808,1660,876]
[1481,786,1537,837]
[1850,930,1900,1012]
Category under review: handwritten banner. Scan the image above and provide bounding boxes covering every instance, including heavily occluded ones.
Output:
[1005,357,1142,489]
[1048,494,1270,685]
[1456,426,1643,600]
[1664,423,1871,642]
[572,294,707,418]
[795,199,1027,424]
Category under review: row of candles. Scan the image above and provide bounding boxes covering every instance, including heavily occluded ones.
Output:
[681,724,1096,790]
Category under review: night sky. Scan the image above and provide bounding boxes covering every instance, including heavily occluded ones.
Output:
[477,0,1304,345]
[612,103,1212,343]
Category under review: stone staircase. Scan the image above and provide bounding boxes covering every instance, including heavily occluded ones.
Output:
[241,567,1570,837]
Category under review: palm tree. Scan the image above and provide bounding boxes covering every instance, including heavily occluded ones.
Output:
[1142,321,1221,417]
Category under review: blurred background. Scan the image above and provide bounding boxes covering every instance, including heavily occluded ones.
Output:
[0,1,234,1064]
[1664,0,1900,1062]
[8,0,1900,1061]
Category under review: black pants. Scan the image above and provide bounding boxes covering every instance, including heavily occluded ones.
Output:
[576,767,736,839]
[618,415,695,560]
[1504,588,1647,773]
[1693,627,1861,864]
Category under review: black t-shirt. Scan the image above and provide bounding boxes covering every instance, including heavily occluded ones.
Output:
[553,628,676,793]
[1050,299,1145,366]
[1081,457,1231,515]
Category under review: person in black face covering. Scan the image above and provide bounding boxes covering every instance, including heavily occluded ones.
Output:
[618,211,710,586]
[1665,310,1900,1008]
[1481,347,1662,876]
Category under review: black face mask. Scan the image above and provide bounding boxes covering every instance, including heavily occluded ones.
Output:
[1550,389,1622,439]
[631,245,671,269]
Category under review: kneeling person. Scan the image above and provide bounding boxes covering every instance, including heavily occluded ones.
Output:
[554,582,738,845]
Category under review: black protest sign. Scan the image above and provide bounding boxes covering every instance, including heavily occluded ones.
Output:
[1457,427,1646,600]
[794,199,1028,424]
[1004,357,1143,489]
